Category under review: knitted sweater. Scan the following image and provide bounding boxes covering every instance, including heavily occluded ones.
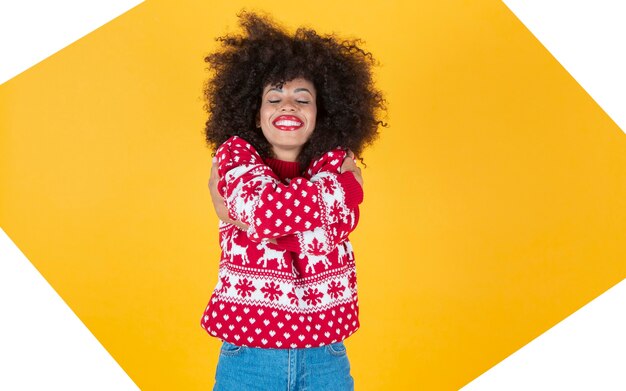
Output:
[200,135,363,349]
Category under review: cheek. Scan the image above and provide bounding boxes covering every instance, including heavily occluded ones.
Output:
[308,108,318,127]
[259,110,272,123]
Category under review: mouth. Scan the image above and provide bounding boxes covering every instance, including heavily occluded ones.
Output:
[272,115,304,131]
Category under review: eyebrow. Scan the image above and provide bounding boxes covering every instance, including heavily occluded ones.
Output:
[264,87,314,96]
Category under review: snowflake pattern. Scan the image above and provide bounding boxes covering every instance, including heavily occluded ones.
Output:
[302,288,324,306]
[329,201,344,224]
[348,271,357,290]
[218,276,231,294]
[325,179,338,194]
[261,281,283,301]
[288,288,300,305]
[235,278,256,298]
[326,280,346,299]
[239,185,260,203]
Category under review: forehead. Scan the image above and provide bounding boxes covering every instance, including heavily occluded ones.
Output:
[263,78,316,95]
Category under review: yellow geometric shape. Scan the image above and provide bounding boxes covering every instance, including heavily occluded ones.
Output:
[1,0,624,389]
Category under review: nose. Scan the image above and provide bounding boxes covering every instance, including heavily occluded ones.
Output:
[280,101,296,112]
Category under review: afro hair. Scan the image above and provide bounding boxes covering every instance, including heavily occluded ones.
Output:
[203,11,387,167]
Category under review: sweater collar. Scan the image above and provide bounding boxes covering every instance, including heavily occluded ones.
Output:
[264,157,302,180]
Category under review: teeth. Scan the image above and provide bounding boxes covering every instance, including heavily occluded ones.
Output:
[275,120,302,127]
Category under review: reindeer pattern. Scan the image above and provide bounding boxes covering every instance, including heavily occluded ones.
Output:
[301,252,332,274]
[220,227,353,277]
[256,241,287,269]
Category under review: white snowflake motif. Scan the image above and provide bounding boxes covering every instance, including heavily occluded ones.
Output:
[239,185,259,203]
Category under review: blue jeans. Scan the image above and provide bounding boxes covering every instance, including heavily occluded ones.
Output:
[213,341,355,391]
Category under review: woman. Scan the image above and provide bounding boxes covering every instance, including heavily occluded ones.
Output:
[200,11,386,390]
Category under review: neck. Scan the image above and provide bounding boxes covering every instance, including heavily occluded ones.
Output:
[271,146,301,162]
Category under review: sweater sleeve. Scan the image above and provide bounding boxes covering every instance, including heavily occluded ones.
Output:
[273,169,362,256]
[216,136,362,255]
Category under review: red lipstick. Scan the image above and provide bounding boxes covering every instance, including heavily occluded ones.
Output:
[272,115,304,131]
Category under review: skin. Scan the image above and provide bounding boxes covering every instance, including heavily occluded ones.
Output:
[209,78,363,229]
[257,78,318,162]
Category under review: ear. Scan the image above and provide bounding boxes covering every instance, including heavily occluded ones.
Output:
[255,112,261,128]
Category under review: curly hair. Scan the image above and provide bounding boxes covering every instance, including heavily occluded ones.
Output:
[203,11,387,167]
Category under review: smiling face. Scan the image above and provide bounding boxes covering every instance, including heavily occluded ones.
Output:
[258,77,317,162]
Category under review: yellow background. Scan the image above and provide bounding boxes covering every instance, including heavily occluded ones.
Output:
[1,0,625,389]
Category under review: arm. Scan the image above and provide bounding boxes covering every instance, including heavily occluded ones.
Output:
[208,156,249,230]
[209,149,362,246]
[216,136,363,254]
[273,163,362,255]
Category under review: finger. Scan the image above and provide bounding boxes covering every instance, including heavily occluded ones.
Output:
[340,160,353,174]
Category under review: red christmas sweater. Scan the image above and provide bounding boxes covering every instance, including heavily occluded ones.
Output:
[200,135,363,349]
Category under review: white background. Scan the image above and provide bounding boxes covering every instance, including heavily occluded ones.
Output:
[1,2,143,389]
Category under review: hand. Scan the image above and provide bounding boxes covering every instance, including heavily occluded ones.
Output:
[209,157,249,230]
[340,150,363,188]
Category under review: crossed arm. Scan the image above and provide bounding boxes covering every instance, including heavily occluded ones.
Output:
[209,151,362,232]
